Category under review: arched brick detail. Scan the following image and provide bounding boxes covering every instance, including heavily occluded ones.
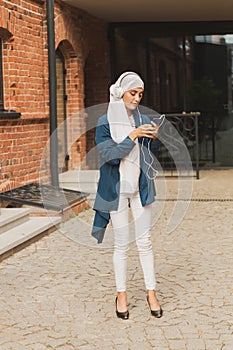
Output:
[53,4,110,169]
[56,39,86,170]
[0,8,11,37]
[0,27,12,41]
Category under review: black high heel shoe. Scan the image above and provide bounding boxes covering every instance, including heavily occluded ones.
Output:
[115,297,129,320]
[147,296,163,318]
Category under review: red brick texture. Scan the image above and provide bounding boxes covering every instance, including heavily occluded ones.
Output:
[0,0,110,193]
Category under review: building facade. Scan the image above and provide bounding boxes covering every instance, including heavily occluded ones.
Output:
[0,0,110,193]
[1,1,233,200]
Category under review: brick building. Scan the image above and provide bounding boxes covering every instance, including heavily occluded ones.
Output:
[1,0,233,199]
[0,0,110,194]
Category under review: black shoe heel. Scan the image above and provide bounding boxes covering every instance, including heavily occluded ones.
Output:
[115,297,129,320]
[147,296,163,318]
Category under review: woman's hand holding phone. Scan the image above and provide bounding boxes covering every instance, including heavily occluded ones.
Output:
[129,123,158,141]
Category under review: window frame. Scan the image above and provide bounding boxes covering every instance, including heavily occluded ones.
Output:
[0,37,20,118]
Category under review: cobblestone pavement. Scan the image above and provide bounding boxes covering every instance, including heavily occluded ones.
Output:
[0,170,233,350]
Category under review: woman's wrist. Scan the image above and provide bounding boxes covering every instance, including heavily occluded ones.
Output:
[129,130,138,141]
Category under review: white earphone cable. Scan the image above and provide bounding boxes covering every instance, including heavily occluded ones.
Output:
[141,138,159,180]
[136,107,159,180]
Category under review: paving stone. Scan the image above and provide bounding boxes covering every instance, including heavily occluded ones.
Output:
[0,170,233,350]
[128,342,153,350]
[167,339,187,349]
[186,338,206,350]
[163,325,183,339]
[204,339,226,350]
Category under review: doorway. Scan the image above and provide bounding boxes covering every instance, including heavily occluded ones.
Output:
[110,22,233,168]
[56,49,68,173]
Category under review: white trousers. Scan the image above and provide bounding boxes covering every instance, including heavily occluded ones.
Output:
[110,192,156,292]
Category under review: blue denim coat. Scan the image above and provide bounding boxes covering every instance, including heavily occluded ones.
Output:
[91,112,158,243]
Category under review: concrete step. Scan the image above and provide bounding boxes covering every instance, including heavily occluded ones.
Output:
[0,208,31,234]
[0,216,61,257]
[59,170,99,200]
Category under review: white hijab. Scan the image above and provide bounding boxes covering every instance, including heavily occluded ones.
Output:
[107,73,144,193]
[107,72,144,143]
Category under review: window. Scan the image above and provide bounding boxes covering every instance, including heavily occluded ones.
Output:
[0,35,20,117]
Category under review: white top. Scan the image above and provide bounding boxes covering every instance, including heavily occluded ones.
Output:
[119,115,140,193]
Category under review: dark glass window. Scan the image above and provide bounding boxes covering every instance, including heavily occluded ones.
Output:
[0,37,20,117]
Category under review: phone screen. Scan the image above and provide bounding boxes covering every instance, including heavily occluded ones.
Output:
[152,114,165,126]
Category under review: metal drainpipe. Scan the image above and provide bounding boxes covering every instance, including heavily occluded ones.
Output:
[46,0,59,187]
[182,36,187,112]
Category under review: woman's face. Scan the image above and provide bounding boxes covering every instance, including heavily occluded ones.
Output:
[122,88,144,113]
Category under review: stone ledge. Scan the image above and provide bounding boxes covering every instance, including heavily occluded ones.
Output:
[0,110,21,118]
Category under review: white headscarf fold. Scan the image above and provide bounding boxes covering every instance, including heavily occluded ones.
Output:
[107,72,144,143]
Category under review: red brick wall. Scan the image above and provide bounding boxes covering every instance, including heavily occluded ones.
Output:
[0,118,49,188]
[1,0,46,118]
[0,0,110,193]
[54,2,110,169]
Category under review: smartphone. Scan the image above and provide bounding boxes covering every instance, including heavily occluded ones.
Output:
[152,114,165,126]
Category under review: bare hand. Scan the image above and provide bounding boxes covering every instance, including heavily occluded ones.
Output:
[129,123,159,141]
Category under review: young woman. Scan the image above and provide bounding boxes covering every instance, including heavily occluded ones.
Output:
[91,72,163,320]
